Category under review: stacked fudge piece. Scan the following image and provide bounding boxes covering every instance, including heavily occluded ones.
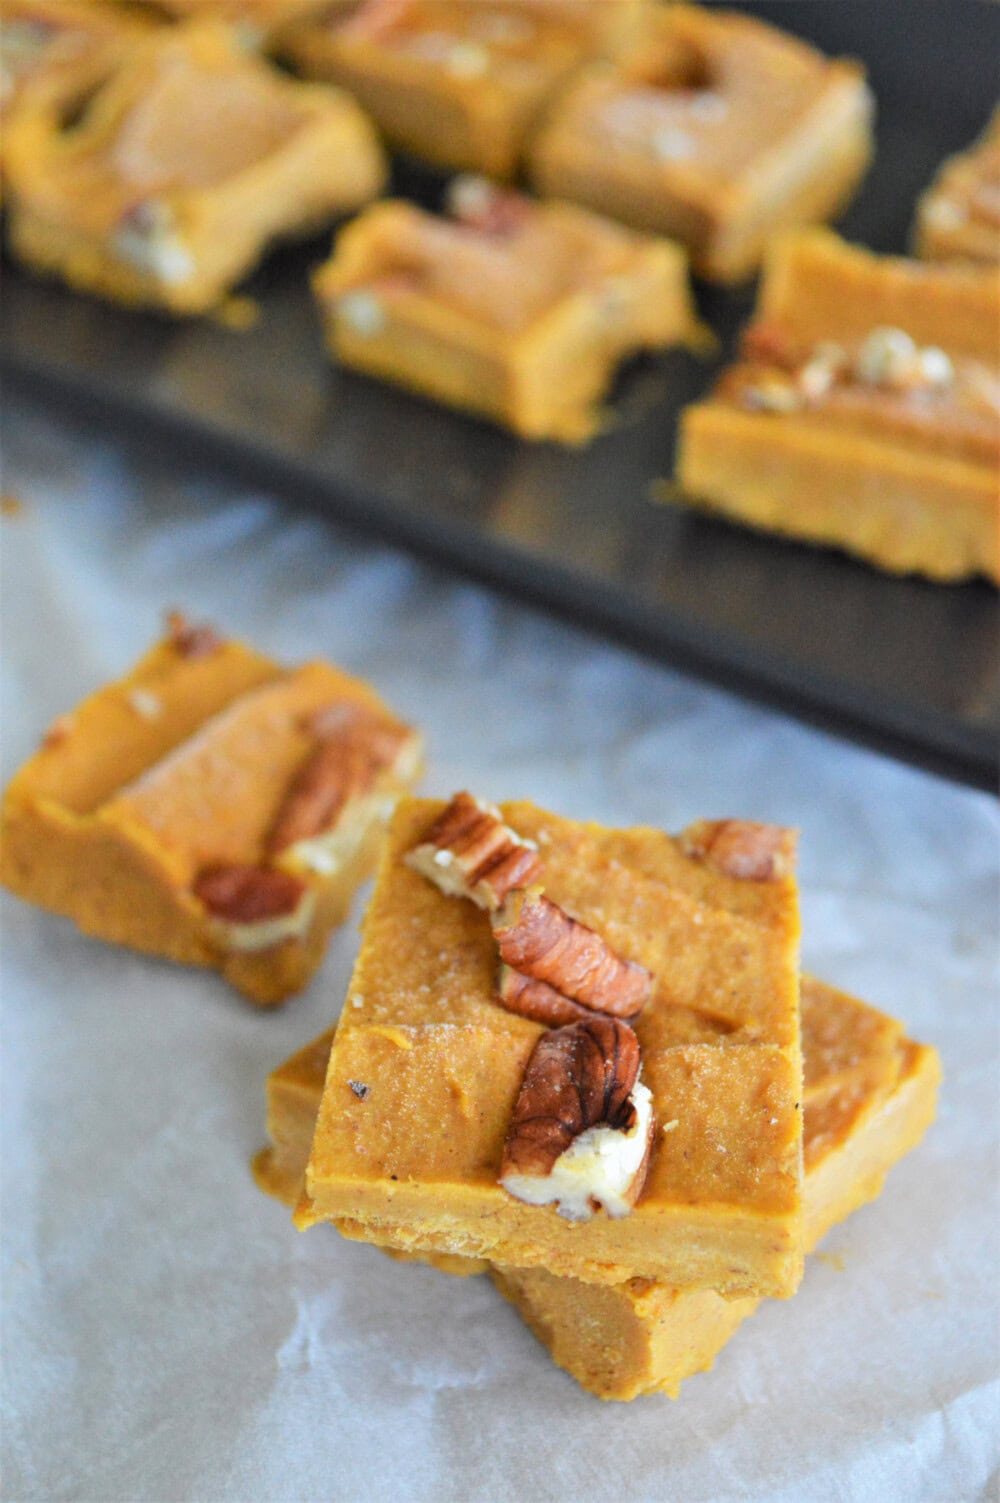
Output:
[257,792,939,1398]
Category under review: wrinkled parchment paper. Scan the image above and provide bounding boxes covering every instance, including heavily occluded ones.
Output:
[2,400,997,1503]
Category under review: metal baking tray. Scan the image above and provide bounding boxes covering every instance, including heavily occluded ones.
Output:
[3,0,997,790]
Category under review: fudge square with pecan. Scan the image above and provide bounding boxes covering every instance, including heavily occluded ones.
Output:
[312,182,701,444]
[260,976,940,1399]
[295,796,805,1298]
[0,619,421,1005]
[3,19,387,315]
[676,228,1000,583]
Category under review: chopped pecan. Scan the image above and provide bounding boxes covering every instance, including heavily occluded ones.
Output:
[496,964,595,1027]
[446,176,532,237]
[492,888,650,1019]
[680,819,797,880]
[268,704,413,857]
[405,792,542,912]
[740,320,799,369]
[194,863,314,954]
[194,863,306,923]
[164,610,223,660]
[500,1017,655,1221]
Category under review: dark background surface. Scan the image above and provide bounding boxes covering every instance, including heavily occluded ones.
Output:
[3,0,998,789]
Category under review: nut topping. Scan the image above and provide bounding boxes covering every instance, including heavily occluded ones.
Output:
[492,887,651,1019]
[194,863,314,953]
[496,964,596,1027]
[405,792,542,912]
[267,705,412,858]
[446,176,532,237]
[194,863,306,924]
[165,611,223,660]
[500,1017,655,1221]
[680,819,797,881]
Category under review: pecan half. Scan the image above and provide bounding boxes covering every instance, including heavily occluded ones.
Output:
[165,610,223,660]
[194,863,306,923]
[500,1017,655,1221]
[680,819,797,881]
[193,863,314,953]
[267,704,413,858]
[496,964,596,1027]
[492,888,650,1019]
[405,792,542,912]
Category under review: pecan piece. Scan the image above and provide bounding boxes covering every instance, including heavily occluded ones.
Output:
[496,964,595,1028]
[405,792,542,912]
[446,176,532,237]
[164,610,223,660]
[268,704,416,862]
[193,863,314,952]
[500,1017,655,1221]
[680,819,797,881]
[492,888,650,1019]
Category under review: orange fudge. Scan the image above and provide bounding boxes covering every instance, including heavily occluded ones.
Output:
[256,978,940,1399]
[915,106,1000,266]
[676,229,1000,582]
[295,798,804,1298]
[4,19,386,313]
[313,185,702,443]
[0,619,422,1004]
[529,4,873,283]
[279,0,646,180]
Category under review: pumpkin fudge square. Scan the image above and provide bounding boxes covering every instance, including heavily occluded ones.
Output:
[3,18,386,313]
[260,977,939,1399]
[0,617,421,1004]
[676,228,1000,582]
[295,796,805,1299]
[313,181,701,443]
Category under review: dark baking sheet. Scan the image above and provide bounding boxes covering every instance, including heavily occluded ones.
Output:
[3,0,998,790]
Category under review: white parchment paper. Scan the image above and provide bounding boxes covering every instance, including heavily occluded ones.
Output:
[2,399,997,1503]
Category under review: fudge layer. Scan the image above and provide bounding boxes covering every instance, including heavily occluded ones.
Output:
[529,3,873,283]
[4,19,386,313]
[676,229,1000,582]
[279,0,645,180]
[0,626,421,1004]
[295,798,804,1297]
[915,106,1000,266]
[313,192,702,443]
[256,977,940,1398]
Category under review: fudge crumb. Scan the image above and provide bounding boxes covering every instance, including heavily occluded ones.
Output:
[348,1080,370,1100]
[1,493,23,517]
